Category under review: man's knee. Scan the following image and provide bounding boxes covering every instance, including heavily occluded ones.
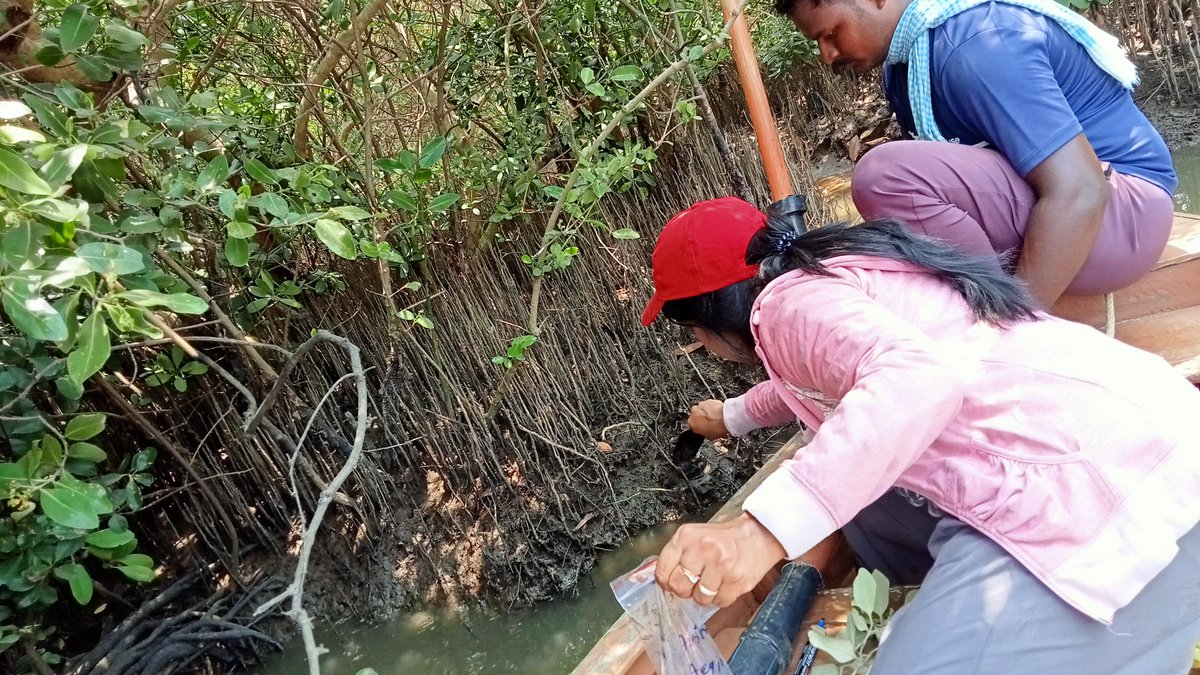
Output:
[851,142,924,219]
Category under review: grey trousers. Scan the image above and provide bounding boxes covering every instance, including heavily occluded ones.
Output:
[852,503,1200,674]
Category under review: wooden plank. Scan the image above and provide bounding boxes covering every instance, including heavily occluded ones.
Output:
[1114,304,1200,382]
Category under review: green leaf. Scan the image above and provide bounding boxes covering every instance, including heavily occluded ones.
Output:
[117,564,155,582]
[55,564,94,604]
[67,310,110,384]
[585,82,606,97]
[580,67,595,84]
[388,190,418,212]
[249,192,288,218]
[195,155,228,193]
[0,146,54,195]
[610,65,644,82]
[85,528,135,549]
[120,214,162,234]
[0,125,45,143]
[116,290,207,314]
[57,376,84,401]
[42,256,92,288]
[871,568,890,616]
[118,553,152,568]
[243,158,278,185]
[103,22,148,50]
[41,144,89,187]
[611,228,640,240]
[852,568,877,614]
[26,197,86,223]
[428,193,460,212]
[226,220,256,239]
[75,242,145,275]
[24,96,70,137]
[415,315,434,330]
[59,5,100,53]
[2,283,67,341]
[131,447,155,472]
[313,219,356,260]
[75,54,114,82]
[123,189,162,208]
[418,136,447,169]
[65,413,105,440]
[330,205,371,221]
[40,472,113,529]
[35,43,66,67]
[67,442,106,463]
[224,237,249,267]
[807,629,856,664]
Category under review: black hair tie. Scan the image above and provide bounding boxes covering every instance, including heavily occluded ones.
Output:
[774,231,800,254]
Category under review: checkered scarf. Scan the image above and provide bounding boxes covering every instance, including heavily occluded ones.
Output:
[886,0,1138,141]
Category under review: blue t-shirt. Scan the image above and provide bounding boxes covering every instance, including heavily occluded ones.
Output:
[883,2,1177,195]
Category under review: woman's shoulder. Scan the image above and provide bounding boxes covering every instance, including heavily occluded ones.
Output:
[756,255,929,299]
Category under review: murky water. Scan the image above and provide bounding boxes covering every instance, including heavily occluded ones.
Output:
[255,521,687,675]
[1174,146,1200,215]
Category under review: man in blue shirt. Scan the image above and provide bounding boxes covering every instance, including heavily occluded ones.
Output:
[777,0,1176,307]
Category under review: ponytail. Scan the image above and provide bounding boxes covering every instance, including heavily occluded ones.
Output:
[746,213,1040,325]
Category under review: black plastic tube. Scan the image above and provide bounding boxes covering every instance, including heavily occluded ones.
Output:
[765,194,809,232]
[727,562,824,675]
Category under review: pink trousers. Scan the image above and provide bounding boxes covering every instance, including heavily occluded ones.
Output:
[851,141,1175,294]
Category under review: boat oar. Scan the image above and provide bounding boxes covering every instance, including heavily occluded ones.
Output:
[719,0,792,201]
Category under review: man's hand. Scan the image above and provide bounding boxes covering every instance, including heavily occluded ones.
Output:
[1017,133,1110,306]
[655,513,787,608]
[688,399,728,440]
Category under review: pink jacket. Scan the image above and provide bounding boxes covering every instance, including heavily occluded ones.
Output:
[729,255,1200,623]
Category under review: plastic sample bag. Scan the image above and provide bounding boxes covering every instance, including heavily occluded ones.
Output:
[611,557,733,675]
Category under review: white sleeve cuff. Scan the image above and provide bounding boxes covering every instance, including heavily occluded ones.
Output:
[742,469,838,560]
[723,394,761,437]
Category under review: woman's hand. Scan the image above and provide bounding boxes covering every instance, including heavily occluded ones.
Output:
[688,399,728,440]
[655,513,787,608]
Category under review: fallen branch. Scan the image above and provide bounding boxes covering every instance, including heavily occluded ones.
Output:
[254,330,370,675]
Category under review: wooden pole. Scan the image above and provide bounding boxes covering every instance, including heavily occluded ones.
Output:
[720,0,793,201]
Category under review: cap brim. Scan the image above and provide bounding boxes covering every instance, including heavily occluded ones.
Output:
[641,294,665,326]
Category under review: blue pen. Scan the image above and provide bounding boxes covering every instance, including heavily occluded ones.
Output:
[794,618,826,675]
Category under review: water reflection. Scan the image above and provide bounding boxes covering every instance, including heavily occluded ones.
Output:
[1173,146,1200,215]
[256,520,690,675]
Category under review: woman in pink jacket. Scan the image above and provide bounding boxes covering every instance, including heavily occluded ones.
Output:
[642,196,1200,673]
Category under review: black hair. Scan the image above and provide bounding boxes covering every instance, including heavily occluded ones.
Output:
[659,210,1039,348]
[775,0,829,18]
[660,278,758,348]
[747,217,1040,324]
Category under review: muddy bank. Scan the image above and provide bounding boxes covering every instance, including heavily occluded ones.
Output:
[292,355,792,624]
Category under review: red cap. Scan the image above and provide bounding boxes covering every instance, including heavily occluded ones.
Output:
[641,197,765,326]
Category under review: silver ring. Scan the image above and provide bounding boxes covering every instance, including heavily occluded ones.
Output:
[679,565,700,585]
[698,584,718,597]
